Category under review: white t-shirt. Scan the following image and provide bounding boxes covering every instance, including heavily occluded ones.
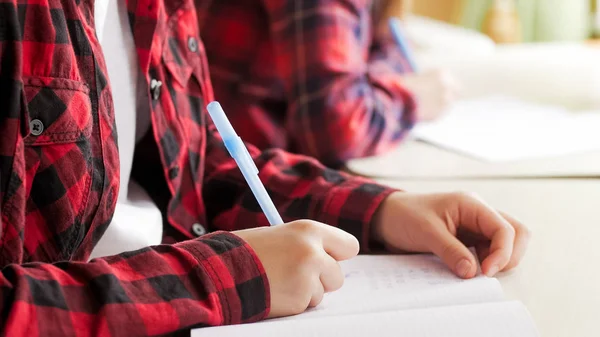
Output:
[90,0,163,259]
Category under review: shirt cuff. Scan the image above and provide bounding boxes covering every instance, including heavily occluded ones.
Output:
[316,177,398,253]
[175,231,270,324]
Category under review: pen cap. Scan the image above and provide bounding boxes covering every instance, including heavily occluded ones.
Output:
[207,101,237,141]
[206,101,259,175]
[226,137,259,176]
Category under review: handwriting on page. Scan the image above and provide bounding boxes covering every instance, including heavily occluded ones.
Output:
[345,266,455,290]
[341,254,471,293]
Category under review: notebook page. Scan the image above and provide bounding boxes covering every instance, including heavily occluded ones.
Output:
[274,254,504,321]
[412,96,600,162]
[194,301,539,337]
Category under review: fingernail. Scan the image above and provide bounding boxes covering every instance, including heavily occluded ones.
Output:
[487,265,500,277]
[456,259,472,278]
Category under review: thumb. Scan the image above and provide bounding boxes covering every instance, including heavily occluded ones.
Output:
[317,223,360,261]
[430,231,478,279]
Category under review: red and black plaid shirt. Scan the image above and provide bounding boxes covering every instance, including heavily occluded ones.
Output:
[202,0,418,167]
[0,0,396,335]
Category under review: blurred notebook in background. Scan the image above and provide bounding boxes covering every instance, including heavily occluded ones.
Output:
[412,96,600,162]
[193,254,539,337]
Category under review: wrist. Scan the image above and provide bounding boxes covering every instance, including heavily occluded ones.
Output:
[371,192,398,245]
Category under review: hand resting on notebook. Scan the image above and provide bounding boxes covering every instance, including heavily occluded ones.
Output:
[234,221,359,318]
[372,192,530,279]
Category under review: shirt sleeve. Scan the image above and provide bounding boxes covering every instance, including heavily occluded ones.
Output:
[203,122,397,250]
[261,0,418,167]
[0,231,270,336]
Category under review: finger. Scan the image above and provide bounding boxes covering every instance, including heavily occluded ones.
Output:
[320,254,345,293]
[499,211,531,271]
[429,229,478,279]
[455,194,515,276]
[308,277,325,308]
[316,223,360,261]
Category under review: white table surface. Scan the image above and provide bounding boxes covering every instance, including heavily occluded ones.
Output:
[380,178,600,337]
[347,140,600,179]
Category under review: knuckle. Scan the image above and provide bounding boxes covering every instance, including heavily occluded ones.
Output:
[323,263,345,292]
[505,223,516,236]
[290,220,320,235]
[310,291,324,308]
[465,191,482,201]
[524,226,533,239]
[296,243,322,267]
[331,272,345,291]
[517,225,532,241]
[450,191,477,204]
[290,299,310,315]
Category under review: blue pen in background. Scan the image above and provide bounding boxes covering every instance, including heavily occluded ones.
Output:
[388,18,419,72]
[207,101,284,226]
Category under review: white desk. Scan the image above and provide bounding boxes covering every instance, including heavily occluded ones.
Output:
[380,178,600,337]
[347,140,600,179]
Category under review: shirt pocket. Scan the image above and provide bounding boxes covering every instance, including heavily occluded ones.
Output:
[3,76,95,262]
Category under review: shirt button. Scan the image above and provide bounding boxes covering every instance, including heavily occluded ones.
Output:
[168,166,179,180]
[192,223,206,236]
[187,36,198,53]
[30,119,44,136]
[150,78,162,101]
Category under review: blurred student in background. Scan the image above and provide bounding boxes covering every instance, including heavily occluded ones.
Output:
[202,0,459,167]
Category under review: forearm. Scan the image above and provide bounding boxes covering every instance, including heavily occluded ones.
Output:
[0,232,269,336]
[203,129,397,251]
[285,71,417,166]
[261,0,416,166]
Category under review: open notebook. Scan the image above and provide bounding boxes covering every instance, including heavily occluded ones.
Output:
[192,254,539,337]
[412,96,600,162]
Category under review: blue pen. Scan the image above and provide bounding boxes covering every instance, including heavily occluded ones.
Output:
[207,101,284,226]
[388,18,418,72]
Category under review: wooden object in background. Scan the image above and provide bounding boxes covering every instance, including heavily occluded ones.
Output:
[408,0,464,23]
[373,0,412,38]
[373,0,410,30]
[405,0,590,42]
[379,0,411,19]
[481,0,522,43]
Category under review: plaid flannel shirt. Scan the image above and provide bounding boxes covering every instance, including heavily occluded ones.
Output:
[0,0,396,335]
[202,0,418,167]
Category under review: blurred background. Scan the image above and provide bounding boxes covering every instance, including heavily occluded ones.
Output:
[395,0,595,42]
[347,5,600,337]
[349,0,600,180]
[380,0,600,110]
